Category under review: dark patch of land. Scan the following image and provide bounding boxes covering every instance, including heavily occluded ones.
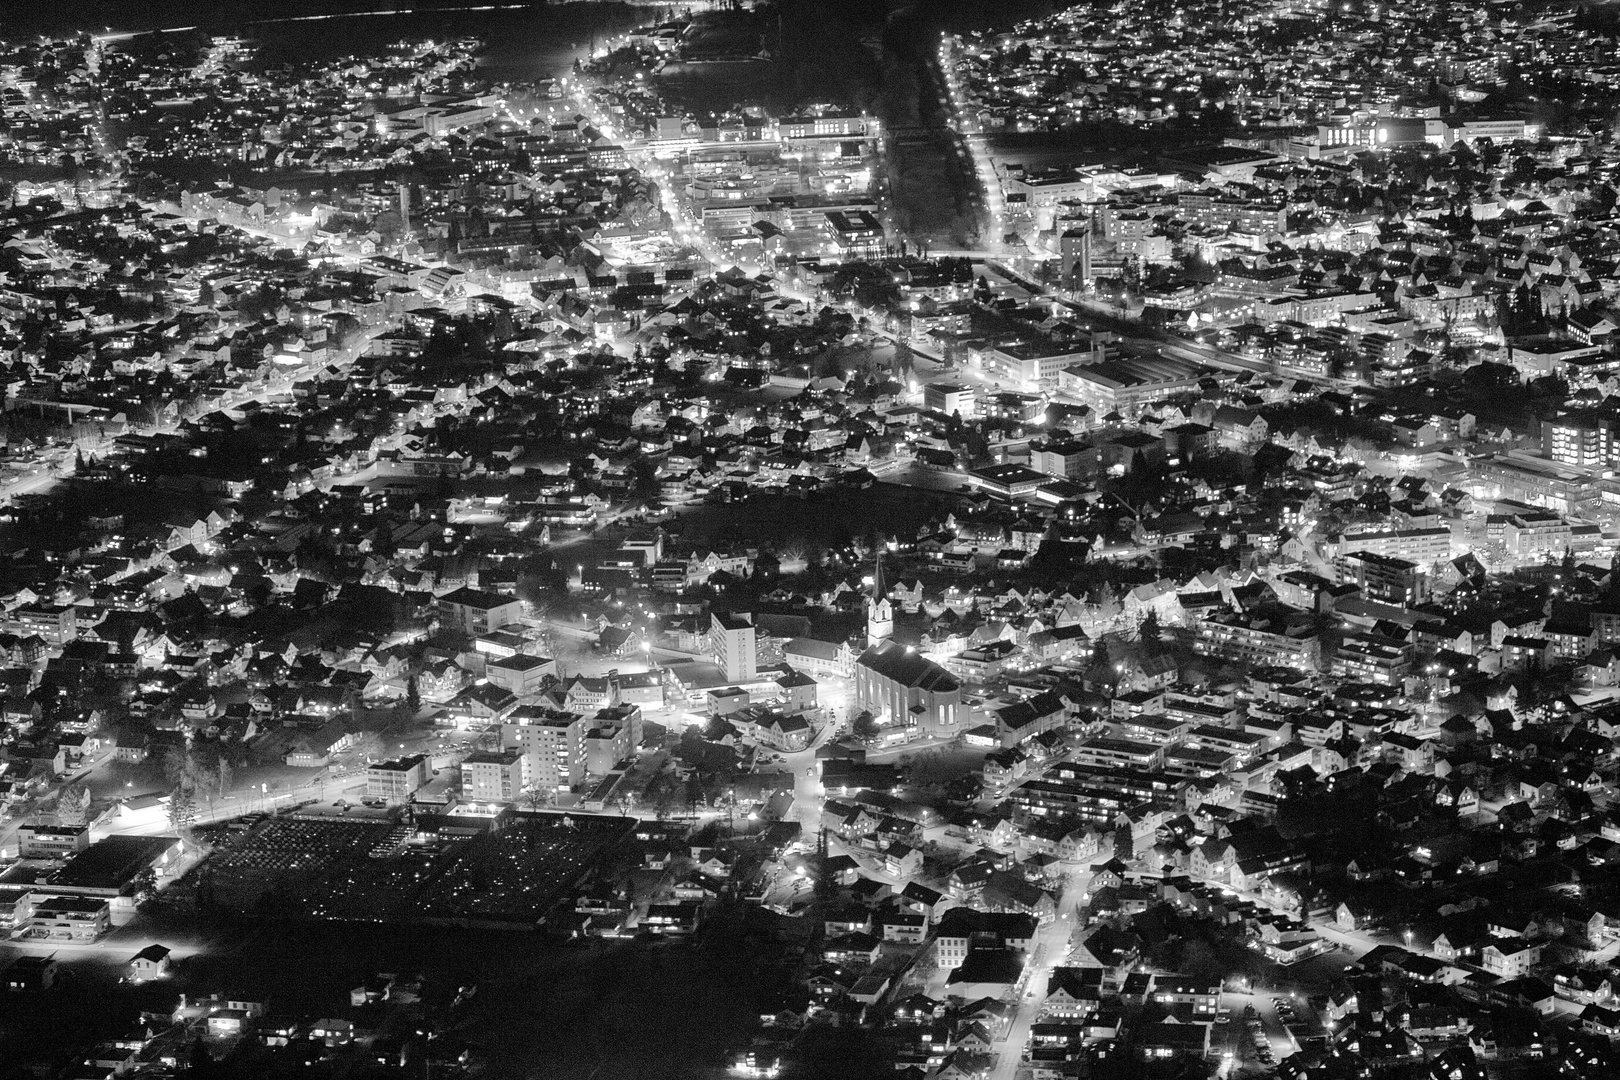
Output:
[671,481,960,554]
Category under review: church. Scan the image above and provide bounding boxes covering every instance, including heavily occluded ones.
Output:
[853,554,962,741]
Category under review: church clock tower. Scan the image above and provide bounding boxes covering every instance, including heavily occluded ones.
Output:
[867,551,894,647]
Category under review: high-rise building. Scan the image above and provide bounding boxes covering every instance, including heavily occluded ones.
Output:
[1542,412,1611,468]
[502,707,587,792]
[711,612,757,682]
[1061,226,1092,287]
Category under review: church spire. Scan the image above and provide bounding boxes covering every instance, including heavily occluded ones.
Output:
[867,549,893,647]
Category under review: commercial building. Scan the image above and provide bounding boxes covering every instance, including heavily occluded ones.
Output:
[484,653,559,697]
[17,823,90,859]
[438,587,525,635]
[1058,355,1204,414]
[38,835,184,909]
[984,342,1104,388]
[967,464,1048,501]
[824,210,885,258]
[23,896,110,942]
[1501,511,1573,560]
[923,382,977,419]
[366,755,430,805]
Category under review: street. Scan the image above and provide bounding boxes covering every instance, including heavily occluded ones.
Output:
[987,865,1090,1080]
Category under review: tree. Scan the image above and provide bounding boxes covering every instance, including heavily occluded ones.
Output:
[851,710,879,744]
[648,773,678,820]
[524,786,554,815]
[56,784,91,827]
[188,1036,212,1079]
[168,787,196,831]
[162,744,189,787]
[405,675,421,716]
[1139,609,1161,650]
[684,773,706,813]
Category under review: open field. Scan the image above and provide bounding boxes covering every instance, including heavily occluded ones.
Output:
[0,900,800,1080]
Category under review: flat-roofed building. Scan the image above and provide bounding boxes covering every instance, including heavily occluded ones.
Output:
[967,464,1048,500]
[824,210,884,258]
[461,750,524,803]
[1332,631,1413,685]
[710,612,757,682]
[1338,527,1453,566]
[43,834,183,901]
[923,382,976,419]
[1058,355,1204,414]
[1193,610,1321,671]
[502,707,587,791]
[484,653,559,697]
[24,896,109,941]
[1072,736,1165,772]
[984,341,1104,388]
[1029,440,1100,479]
[1542,411,1611,468]
[17,823,89,859]
[1335,550,1428,606]
[366,754,430,805]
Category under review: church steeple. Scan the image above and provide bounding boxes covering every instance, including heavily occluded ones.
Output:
[867,550,893,647]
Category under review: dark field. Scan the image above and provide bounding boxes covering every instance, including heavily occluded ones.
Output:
[0,904,798,1080]
[672,481,962,552]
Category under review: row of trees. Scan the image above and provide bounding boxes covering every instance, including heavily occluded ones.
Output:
[164,742,238,830]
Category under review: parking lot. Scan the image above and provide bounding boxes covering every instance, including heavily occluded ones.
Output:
[188,810,636,924]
